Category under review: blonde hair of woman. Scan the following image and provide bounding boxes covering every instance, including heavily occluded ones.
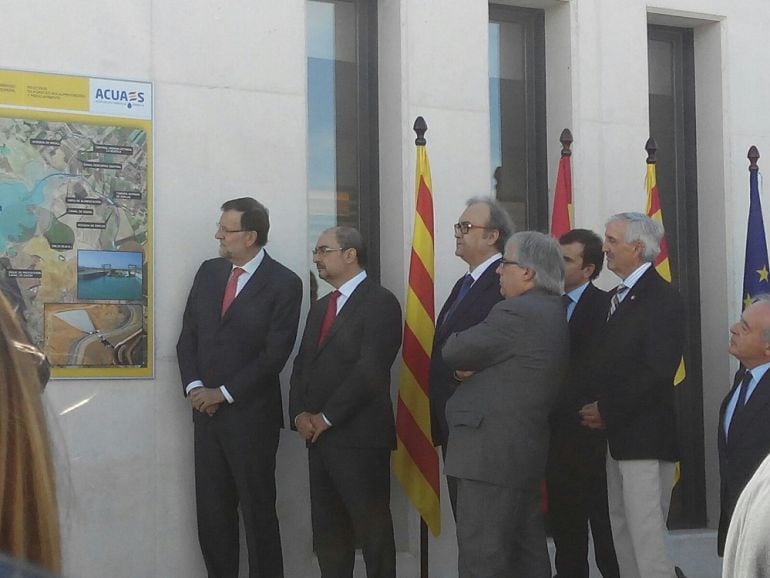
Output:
[0,291,60,573]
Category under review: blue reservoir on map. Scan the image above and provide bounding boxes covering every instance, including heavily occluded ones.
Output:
[0,180,45,252]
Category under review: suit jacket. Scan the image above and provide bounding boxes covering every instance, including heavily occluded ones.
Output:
[176,253,302,429]
[442,288,569,488]
[717,368,770,554]
[587,266,685,461]
[429,261,503,446]
[550,282,610,468]
[289,277,402,449]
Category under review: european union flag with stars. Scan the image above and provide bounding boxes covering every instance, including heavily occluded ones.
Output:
[743,158,770,309]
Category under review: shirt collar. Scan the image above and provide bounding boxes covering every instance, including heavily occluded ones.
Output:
[567,281,590,303]
[748,361,770,384]
[234,248,265,275]
[619,261,652,289]
[337,269,367,299]
[469,252,503,281]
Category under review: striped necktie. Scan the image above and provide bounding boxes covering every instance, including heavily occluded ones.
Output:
[606,283,628,320]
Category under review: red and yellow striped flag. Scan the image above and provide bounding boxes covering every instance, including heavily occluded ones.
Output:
[645,160,685,387]
[393,126,441,536]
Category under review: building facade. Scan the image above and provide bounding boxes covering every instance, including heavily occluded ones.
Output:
[4,0,769,576]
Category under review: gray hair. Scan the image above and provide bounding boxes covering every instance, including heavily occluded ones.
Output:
[466,196,514,252]
[506,231,564,295]
[607,212,663,263]
[325,226,367,266]
[751,294,770,342]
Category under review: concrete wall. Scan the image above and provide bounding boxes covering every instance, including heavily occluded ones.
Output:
[3,0,770,576]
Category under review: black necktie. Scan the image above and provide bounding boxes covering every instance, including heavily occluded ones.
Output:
[563,294,573,319]
[729,369,753,437]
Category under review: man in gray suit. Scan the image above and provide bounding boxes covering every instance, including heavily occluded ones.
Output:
[443,231,570,578]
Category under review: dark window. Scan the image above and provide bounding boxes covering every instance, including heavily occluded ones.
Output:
[307,0,378,287]
[489,4,547,231]
[648,24,706,528]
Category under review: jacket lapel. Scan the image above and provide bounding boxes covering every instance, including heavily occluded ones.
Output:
[314,278,371,357]
[220,253,273,324]
[605,266,657,327]
[731,370,770,441]
[437,260,500,339]
[720,370,744,447]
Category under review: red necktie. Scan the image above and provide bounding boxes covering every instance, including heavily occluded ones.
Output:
[221,267,245,317]
[317,290,341,345]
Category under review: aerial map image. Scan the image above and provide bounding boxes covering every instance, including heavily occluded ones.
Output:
[43,303,146,367]
[0,116,150,374]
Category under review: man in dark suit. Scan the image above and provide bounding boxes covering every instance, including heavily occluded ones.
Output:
[547,228,619,578]
[718,295,770,556]
[443,231,569,578]
[429,196,512,514]
[177,197,302,578]
[579,212,685,578]
[289,226,402,578]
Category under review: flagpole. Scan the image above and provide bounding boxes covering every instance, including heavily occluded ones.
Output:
[748,145,759,173]
[413,115,431,578]
[645,137,657,165]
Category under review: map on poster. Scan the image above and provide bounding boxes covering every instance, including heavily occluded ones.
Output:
[0,69,153,378]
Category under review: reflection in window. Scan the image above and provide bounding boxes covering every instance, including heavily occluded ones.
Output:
[307,1,359,249]
[307,0,377,296]
[489,6,546,232]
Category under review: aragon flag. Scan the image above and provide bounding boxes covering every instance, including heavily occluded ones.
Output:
[392,117,441,536]
[742,146,770,309]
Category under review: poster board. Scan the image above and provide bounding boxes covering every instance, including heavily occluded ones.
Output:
[0,69,153,378]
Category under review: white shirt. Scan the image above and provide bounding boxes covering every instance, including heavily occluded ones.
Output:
[615,261,652,303]
[333,269,367,313]
[185,249,266,403]
[469,252,503,282]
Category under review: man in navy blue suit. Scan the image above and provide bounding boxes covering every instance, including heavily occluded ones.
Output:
[718,295,770,556]
[177,197,302,578]
[547,228,619,578]
[428,196,513,515]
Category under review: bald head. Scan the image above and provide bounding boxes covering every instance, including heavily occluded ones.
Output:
[729,297,770,368]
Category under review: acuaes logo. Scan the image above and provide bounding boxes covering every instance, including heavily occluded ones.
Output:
[94,87,146,109]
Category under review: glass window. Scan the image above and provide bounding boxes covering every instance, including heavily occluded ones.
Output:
[648,24,705,529]
[489,5,547,232]
[307,0,378,293]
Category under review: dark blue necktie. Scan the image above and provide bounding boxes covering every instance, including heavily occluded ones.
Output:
[729,369,753,438]
[443,274,474,323]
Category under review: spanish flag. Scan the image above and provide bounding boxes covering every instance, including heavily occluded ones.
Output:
[550,129,574,238]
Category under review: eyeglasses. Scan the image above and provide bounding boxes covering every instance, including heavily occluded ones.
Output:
[454,221,495,235]
[498,258,521,267]
[216,223,246,234]
[312,246,345,256]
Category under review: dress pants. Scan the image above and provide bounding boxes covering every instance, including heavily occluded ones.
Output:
[605,453,676,578]
[456,479,550,578]
[439,442,459,518]
[309,444,395,578]
[194,418,283,578]
[547,450,619,577]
